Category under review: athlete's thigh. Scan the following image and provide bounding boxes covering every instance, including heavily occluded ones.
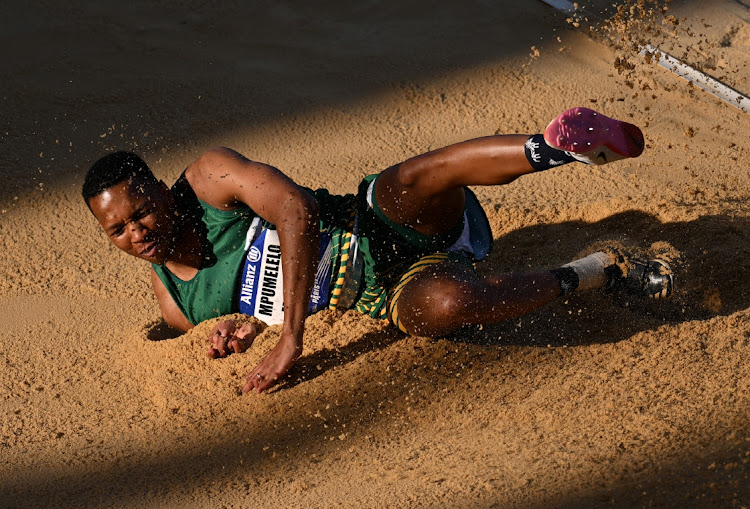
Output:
[374,163,465,237]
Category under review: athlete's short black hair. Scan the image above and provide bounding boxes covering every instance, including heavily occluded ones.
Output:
[82,151,159,204]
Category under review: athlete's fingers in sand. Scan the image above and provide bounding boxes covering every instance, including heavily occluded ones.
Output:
[212,320,238,338]
[235,323,257,343]
[208,335,229,358]
[208,320,255,359]
[207,332,230,358]
[214,335,230,357]
[256,373,278,393]
[228,338,246,354]
[242,366,269,393]
[208,320,238,355]
[242,366,282,394]
[229,324,257,354]
[241,373,258,394]
[214,329,237,357]
[241,336,294,393]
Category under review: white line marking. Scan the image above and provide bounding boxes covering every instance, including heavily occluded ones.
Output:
[538,0,750,114]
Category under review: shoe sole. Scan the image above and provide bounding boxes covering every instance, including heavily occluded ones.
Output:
[643,259,674,300]
[544,107,645,159]
[605,255,675,300]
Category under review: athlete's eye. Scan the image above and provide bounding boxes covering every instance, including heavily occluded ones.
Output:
[134,208,151,220]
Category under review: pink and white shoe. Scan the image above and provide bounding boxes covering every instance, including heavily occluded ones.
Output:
[544,107,645,165]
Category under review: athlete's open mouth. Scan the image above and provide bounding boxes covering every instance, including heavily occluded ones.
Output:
[140,239,159,258]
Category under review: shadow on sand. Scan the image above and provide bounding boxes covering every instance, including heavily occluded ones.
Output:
[1,0,560,202]
[457,209,749,347]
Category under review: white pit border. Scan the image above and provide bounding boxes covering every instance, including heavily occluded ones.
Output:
[539,0,750,115]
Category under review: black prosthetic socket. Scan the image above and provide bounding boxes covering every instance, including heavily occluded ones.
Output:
[524,134,578,172]
[550,266,580,296]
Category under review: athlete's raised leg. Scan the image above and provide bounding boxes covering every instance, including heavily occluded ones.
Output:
[374,107,645,236]
[374,134,534,237]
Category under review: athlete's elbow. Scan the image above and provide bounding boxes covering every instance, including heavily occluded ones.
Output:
[286,189,319,228]
[161,309,192,333]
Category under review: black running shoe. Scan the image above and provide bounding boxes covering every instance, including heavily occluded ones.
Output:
[605,258,674,299]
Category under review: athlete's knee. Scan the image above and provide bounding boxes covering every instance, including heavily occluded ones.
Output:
[399,276,476,336]
[429,279,475,320]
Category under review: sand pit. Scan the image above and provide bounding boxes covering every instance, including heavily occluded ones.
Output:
[1,0,748,507]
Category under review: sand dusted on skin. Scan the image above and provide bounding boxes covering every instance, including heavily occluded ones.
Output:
[1,0,749,507]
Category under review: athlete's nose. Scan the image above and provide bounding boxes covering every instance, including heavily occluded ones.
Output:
[127,220,148,242]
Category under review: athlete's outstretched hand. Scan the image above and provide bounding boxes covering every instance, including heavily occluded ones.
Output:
[207,320,258,359]
[242,332,302,394]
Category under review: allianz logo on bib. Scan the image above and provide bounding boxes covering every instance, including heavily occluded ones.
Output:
[248,246,261,263]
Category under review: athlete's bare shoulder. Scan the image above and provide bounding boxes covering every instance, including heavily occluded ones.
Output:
[183,147,264,210]
[182,147,312,225]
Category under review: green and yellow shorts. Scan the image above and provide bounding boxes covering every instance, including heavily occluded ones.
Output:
[346,174,493,334]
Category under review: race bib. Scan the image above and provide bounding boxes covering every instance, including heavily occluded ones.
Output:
[237,219,332,325]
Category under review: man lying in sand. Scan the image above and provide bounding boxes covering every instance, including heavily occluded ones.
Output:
[83,107,673,394]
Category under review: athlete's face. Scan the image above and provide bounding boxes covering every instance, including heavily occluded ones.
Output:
[88,178,176,265]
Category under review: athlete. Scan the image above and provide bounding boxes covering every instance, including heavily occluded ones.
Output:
[83,107,673,394]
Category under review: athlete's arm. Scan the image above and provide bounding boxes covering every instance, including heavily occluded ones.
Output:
[185,147,320,393]
[150,267,194,332]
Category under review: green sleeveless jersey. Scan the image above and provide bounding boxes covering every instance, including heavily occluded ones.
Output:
[152,176,358,325]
